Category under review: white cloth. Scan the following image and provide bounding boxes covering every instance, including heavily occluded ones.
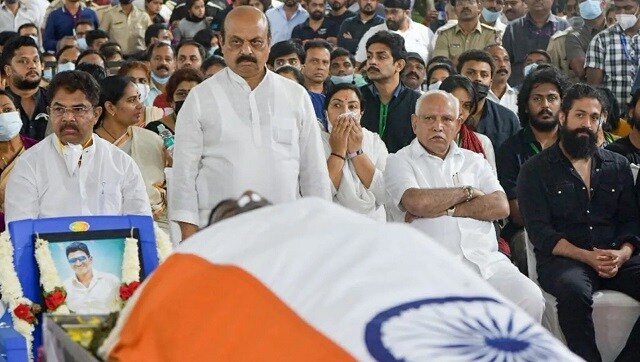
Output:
[355,20,435,63]
[0,2,43,32]
[321,129,388,221]
[487,85,519,117]
[384,139,544,320]
[5,134,151,227]
[476,131,497,174]
[171,67,331,227]
[63,269,120,314]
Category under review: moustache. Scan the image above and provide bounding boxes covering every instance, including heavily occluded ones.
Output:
[368,66,380,73]
[60,123,79,132]
[236,55,257,64]
[156,65,169,71]
[497,68,508,74]
[406,71,419,79]
[537,109,553,117]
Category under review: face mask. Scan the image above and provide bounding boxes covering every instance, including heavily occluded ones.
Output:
[159,39,172,45]
[481,8,501,23]
[208,46,218,57]
[427,80,442,91]
[0,111,23,141]
[136,83,150,103]
[567,16,585,29]
[579,0,602,20]
[28,35,39,44]
[523,62,539,77]
[57,62,75,73]
[473,82,489,99]
[174,100,184,115]
[617,13,638,30]
[151,72,170,85]
[43,68,53,81]
[77,37,88,50]
[62,143,84,176]
[330,74,354,84]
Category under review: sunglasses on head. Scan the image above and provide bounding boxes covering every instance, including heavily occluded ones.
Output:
[68,255,88,264]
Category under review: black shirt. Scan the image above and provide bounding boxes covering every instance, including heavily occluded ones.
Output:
[359,82,420,153]
[7,87,49,141]
[606,136,640,165]
[496,126,543,200]
[517,144,640,266]
[473,99,521,151]
[291,18,340,42]
[337,14,384,54]
[326,10,356,27]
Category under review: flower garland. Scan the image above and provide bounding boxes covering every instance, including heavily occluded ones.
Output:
[0,231,37,360]
[154,223,173,263]
[34,238,71,314]
[119,237,141,303]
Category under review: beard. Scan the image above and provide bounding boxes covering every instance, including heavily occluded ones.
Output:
[529,109,558,132]
[330,1,343,11]
[310,10,324,20]
[560,124,598,159]
[13,75,40,90]
[361,4,376,15]
[386,18,402,31]
[284,0,297,6]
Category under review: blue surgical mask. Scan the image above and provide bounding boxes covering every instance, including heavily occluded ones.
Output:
[481,8,501,23]
[207,46,218,57]
[57,62,75,73]
[330,74,354,84]
[151,72,171,85]
[43,68,53,81]
[579,0,602,20]
[77,37,88,50]
[427,81,442,91]
[0,111,23,141]
[523,63,539,77]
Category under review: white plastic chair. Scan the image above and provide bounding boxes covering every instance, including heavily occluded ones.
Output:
[164,167,182,248]
[525,232,640,362]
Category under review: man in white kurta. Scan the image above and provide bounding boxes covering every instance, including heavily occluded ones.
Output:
[5,71,151,226]
[170,7,331,239]
[384,90,544,321]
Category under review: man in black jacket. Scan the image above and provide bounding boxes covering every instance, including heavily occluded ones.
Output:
[359,31,420,153]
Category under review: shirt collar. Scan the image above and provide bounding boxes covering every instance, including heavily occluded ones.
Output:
[409,138,463,160]
[369,82,403,99]
[525,12,558,26]
[455,20,483,34]
[547,142,607,163]
[226,66,271,91]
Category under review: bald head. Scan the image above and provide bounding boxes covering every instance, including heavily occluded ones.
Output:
[222,6,271,41]
[416,90,460,118]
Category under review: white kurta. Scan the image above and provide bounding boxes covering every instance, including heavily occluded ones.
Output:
[487,85,519,117]
[355,21,435,63]
[384,140,544,320]
[63,269,120,314]
[171,67,331,227]
[321,129,388,221]
[5,134,151,226]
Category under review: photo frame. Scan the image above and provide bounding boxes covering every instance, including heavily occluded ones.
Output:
[34,229,142,315]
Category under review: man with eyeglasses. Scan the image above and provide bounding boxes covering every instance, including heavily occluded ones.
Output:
[384,90,545,322]
[62,241,120,314]
[518,83,640,361]
[171,6,331,241]
[4,70,151,226]
[2,36,48,140]
[496,65,569,275]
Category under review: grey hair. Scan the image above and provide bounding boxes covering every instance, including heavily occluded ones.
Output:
[415,90,460,119]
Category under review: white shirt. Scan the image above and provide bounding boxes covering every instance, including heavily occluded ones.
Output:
[171,68,331,227]
[487,84,518,116]
[476,132,497,174]
[321,128,388,221]
[355,20,435,63]
[5,134,151,226]
[63,269,120,314]
[266,4,309,45]
[384,139,507,279]
[0,2,43,32]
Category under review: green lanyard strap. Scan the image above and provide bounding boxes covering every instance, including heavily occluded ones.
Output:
[528,142,541,154]
[379,103,388,137]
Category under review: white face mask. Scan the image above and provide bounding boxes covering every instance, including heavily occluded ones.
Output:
[62,143,84,176]
[617,12,638,30]
[428,81,442,91]
[135,83,150,103]
[57,62,76,73]
[77,37,88,50]
[43,68,53,81]
[523,63,539,77]
[0,111,23,141]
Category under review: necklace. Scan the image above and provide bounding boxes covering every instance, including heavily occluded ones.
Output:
[100,126,125,142]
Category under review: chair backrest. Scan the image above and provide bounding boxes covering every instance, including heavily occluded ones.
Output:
[7,215,158,356]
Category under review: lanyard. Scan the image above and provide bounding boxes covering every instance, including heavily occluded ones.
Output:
[620,34,637,63]
[379,103,388,137]
[528,142,541,154]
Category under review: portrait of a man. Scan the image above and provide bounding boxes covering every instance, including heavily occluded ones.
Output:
[61,241,120,314]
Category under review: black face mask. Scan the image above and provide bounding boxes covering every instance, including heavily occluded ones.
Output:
[473,82,490,100]
[174,101,185,115]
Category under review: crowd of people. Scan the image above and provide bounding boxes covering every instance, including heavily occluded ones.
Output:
[0,0,639,359]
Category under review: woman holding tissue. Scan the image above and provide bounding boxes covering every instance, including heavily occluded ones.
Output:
[322,83,388,221]
[0,91,37,232]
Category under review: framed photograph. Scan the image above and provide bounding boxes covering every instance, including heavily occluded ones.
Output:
[35,229,142,314]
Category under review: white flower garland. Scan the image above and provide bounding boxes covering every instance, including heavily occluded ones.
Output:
[0,231,35,360]
[33,238,71,315]
[121,237,140,286]
[154,223,173,263]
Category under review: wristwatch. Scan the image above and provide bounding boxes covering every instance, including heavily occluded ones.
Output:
[446,206,456,217]
[347,149,363,160]
[463,185,473,202]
